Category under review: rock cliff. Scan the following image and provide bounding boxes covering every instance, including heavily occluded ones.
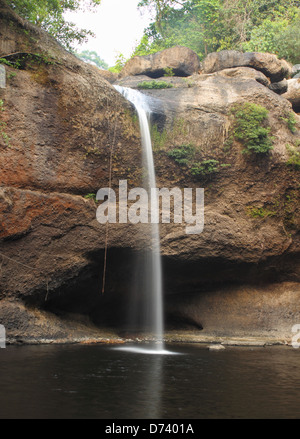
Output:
[0,1,299,344]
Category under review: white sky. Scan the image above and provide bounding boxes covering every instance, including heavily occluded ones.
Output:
[65,0,153,67]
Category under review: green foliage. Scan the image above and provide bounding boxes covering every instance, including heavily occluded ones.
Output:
[8,0,61,23]
[151,118,188,151]
[7,72,17,80]
[131,34,159,58]
[274,12,300,64]
[75,50,108,69]
[220,163,232,169]
[191,159,220,176]
[7,0,102,50]
[230,103,273,155]
[243,10,300,64]
[151,124,168,150]
[84,146,101,157]
[182,77,196,88]
[164,125,233,179]
[108,53,127,73]
[84,193,97,202]
[0,58,15,68]
[247,192,299,230]
[281,112,297,134]
[247,206,277,218]
[243,17,289,54]
[136,0,300,63]
[286,144,300,169]
[137,80,173,89]
[246,191,299,231]
[167,144,195,165]
[0,53,56,71]
[282,191,298,229]
[136,0,224,59]
[163,67,175,77]
[167,143,231,177]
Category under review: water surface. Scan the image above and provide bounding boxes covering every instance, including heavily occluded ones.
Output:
[0,344,299,419]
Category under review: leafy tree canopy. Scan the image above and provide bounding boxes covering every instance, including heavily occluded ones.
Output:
[108,53,127,73]
[134,0,300,63]
[76,50,108,69]
[6,0,101,50]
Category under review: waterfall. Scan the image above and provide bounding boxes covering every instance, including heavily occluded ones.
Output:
[114,86,164,351]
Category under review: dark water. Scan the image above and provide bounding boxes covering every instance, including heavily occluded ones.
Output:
[0,343,299,419]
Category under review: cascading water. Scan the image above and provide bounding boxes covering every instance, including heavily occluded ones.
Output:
[114,85,165,352]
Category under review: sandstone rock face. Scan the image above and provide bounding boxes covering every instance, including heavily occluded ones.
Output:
[0,1,299,344]
[119,46,201,79]
[166,283,300,340]
[0,0,143,341]
[202,50,292,83]
[282,78,300,112]
[214,66,270,86]
[0,65,141,195]
[115,73,300,340]
[95,67,118,84]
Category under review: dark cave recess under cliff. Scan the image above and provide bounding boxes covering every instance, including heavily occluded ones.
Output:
[23,247,300,332]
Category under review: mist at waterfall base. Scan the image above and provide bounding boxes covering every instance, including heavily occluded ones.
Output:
[113,86,167,355]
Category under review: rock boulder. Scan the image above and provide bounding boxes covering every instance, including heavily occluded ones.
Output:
[214,66,270,87]
[268,79,288,95]
[282,78,300,112]
[119,46,201,79]
[202,50,292,83]
[292,64,300,77]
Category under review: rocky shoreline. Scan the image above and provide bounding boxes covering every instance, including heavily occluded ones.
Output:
[5,332,294,348]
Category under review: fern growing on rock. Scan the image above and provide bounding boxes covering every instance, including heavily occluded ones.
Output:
[230,102,273,155]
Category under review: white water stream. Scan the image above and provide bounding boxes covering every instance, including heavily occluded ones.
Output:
[114,86,165,352]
